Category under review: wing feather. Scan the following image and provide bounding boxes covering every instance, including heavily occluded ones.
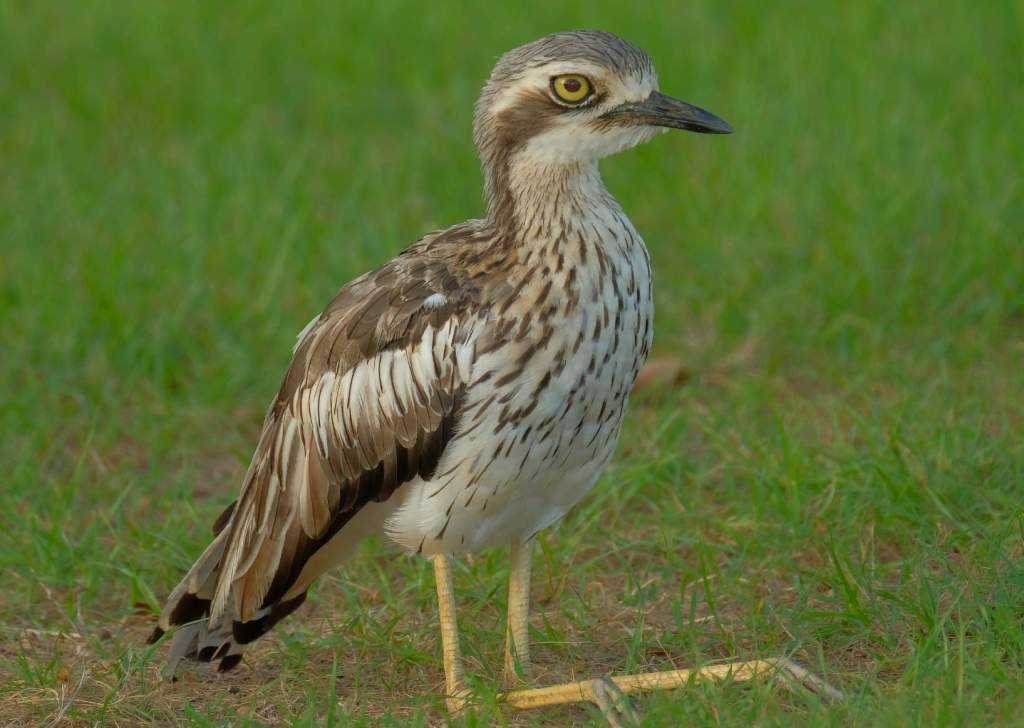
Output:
[204,248,482,623]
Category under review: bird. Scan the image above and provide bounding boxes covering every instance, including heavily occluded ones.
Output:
[148,29,732,714]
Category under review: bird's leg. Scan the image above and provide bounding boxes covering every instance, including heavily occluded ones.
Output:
[435,557,845,721]
[432,553,469,713]
[498,658,845,717]
[503,539,533,685]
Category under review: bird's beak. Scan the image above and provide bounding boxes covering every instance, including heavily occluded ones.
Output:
[607,91,733,134]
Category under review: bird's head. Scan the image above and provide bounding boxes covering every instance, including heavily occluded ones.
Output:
[474,29,731,204]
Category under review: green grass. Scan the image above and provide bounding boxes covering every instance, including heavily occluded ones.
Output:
[1,0,1022,724]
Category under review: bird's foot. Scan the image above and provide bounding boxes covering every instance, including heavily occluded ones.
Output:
[496,658,843,723]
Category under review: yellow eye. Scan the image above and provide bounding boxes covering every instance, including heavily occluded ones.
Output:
[551,74,592,104]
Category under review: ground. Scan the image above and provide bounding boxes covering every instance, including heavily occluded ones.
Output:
[1,1,1022,725]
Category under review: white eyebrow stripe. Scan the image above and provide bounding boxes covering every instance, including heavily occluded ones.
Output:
[488,61,657,118]
[487,62,611,116]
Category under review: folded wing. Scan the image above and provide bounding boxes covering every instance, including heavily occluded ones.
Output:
[151,241,484,670]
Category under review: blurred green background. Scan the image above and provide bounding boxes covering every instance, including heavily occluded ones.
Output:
[1,1,1022,725]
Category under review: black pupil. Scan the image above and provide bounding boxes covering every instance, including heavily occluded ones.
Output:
[563,78,582,93]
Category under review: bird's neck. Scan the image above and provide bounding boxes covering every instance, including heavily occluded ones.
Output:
[483,158,617,241]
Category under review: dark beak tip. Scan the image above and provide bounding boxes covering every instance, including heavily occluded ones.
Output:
[694,109,733,135]
[682,116,732,135]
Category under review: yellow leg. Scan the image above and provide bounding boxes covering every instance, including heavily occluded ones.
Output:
[504,539,533,685]
[433,550,844,720]
[498,658,844,718]
[433,554,469,713]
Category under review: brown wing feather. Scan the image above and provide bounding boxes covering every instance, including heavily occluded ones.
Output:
[201,241,483,623]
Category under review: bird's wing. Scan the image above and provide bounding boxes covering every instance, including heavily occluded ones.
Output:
[202,243,483,624]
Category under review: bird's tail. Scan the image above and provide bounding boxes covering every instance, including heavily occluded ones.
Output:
[147,505,308,675]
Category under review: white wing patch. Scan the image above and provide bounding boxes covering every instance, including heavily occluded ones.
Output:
[422,293,448,309]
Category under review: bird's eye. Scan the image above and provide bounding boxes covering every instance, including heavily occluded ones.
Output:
[551,74,592,105]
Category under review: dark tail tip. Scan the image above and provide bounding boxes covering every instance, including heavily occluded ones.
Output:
[232,591,309,645]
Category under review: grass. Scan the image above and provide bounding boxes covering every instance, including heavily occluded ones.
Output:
[1,0,1022,724]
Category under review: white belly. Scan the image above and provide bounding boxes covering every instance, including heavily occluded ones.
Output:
[386,386,626,556]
